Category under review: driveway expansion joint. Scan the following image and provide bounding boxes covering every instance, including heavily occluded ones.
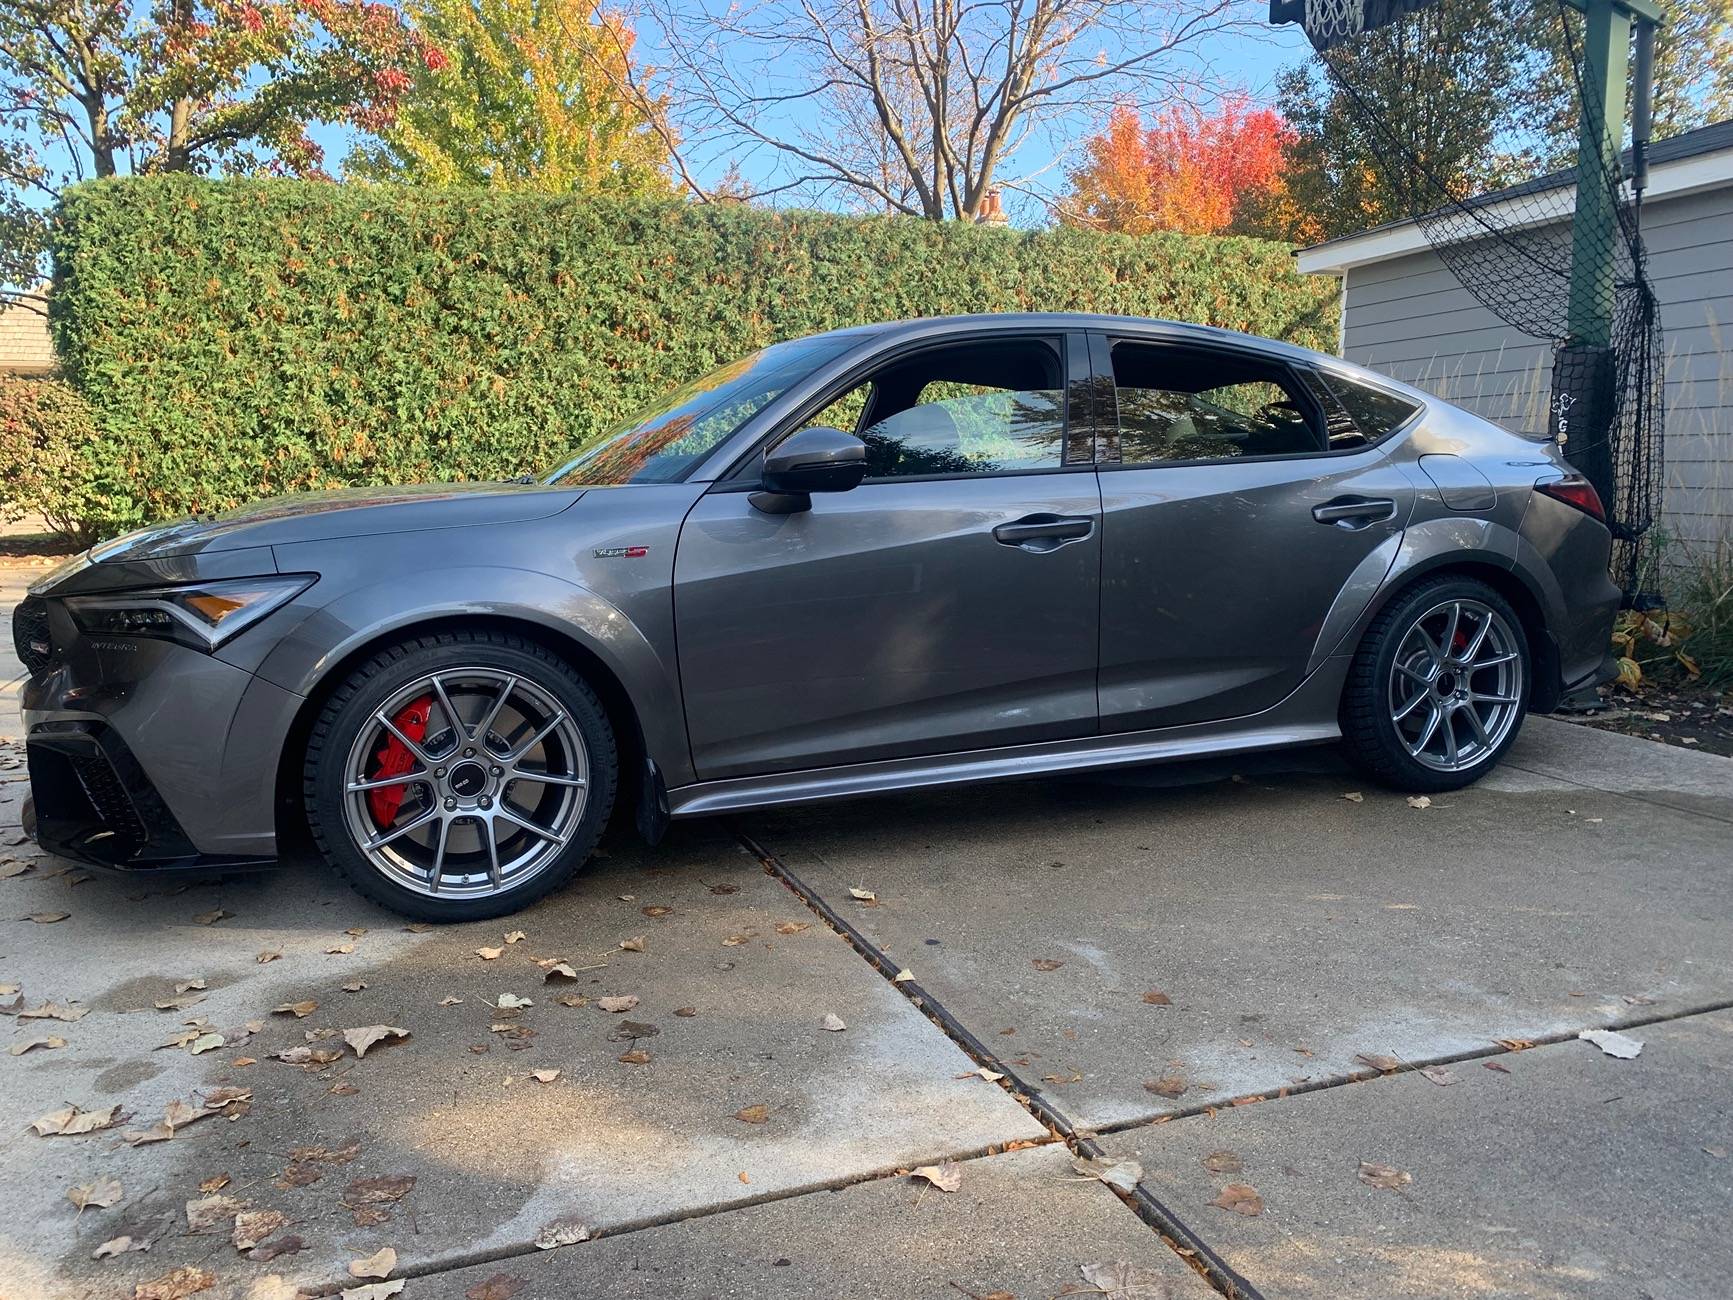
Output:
[733,823,1268,1300]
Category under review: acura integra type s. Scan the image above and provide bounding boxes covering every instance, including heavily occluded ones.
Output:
[15,314,1621,920]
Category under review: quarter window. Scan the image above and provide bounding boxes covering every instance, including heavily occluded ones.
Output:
[1306,369,1422,448]
[1109,342,1323,463]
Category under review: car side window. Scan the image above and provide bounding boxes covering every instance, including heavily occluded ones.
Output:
[805,337,1068,479]
[1302,368,1422,449]
[1110,341,1323,463]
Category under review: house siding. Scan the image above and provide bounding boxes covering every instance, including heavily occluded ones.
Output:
[1338,183,1733,551]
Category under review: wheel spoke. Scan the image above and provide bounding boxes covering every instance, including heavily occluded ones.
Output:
[1461,612,1494,662]
[1397,660,1435,686]
[494,803,570,846]
[1469,691,1518,705]
[482,814,502,889]
[377,712,434,765]
[1439,602,1461,659]
[430,674,465,744]
[507,711,567,763]
[1471,652,1520,671]
[474,674,519,749]
[428,816,450,893]
[1462,705,1492,747]
[1410,704,1442,756]
[1393,688,1429,722]
[347,770,427,793]
[509,769,586,788]
[1441,711,1461,765]
[366,804,439,851]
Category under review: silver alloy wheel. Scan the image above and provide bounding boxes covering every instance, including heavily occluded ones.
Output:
[1388,598,1524,773]
[340,667,589,899]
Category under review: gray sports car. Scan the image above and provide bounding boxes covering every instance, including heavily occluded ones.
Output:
[17,314,1620,920]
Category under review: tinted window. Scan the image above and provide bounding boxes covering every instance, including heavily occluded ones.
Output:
[1309,369,1422,448]
[1110,342,1322,463]
[803,338,1068,479]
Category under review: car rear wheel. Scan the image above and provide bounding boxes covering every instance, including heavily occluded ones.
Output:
[304,630,617,921]
[1341,576,1530,792]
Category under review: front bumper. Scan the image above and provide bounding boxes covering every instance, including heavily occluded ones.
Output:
[18,586,301,870]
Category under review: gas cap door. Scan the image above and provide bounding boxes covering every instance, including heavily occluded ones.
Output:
[1418,454,1497,511]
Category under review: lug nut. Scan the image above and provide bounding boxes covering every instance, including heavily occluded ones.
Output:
[444,797,458,811]
[464,747,476,758]
[434,767,446,778]
[479,796,493,809]
[490,766,503,777]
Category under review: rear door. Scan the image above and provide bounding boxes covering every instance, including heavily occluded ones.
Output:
[673,330,1103,780]
[1091,332,1417,732]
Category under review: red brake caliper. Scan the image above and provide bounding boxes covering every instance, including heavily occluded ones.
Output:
[367,694,434,827]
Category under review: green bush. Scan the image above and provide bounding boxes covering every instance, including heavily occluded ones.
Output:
[0,375,116,546]
[51,176,1338,534]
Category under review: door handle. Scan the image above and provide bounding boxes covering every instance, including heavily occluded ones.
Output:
[992,514,1094,551]
[1312,497,1397,528]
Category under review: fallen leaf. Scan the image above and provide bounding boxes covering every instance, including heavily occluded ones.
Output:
[27,911,70,924]
[251,1236,307,1262]
[619,936,646,952]
[68,1176,124,1211]
[192,909,229,925]
[20,1000,88,1021]
[175,978,207,993]
[641,906,673,918]
[32,1103,120,1136]
[821,1013,847,1032]
[1202,1150,1243,1173]
[597,995,639,1013]
[200,1174,231,1192]
[1579,1028,1643,1058]
[93,1235,150,1258]
[439,996,463,1006]
[465,1275,526,1300]
[673,1006,697,1017]
[256,950,281,964]
[123,1123,174,1146]
[1142,990,1172,1006]
[325,942,356,955]
[496,993,533,1009]
[608,1019,659,1041]
[1341,791,1365,802]
[1355,1053,1402,1073]
[1071,1154,1142,1192]
[246,1278,304,1300]
[531,1068,561,1083]
[232,1209,288,1251]
[1419,1065,1458,1086]
[344,1175,415,1207]
[534,1215,591,1249]
[343,1025,410,1058]
[1079,1260,1175,1299]
[0,860,32,879]
[1357,1160,1412,1191]
[134,1265,217,1299]
[186,1194,250,1234]
[503,930,526,944]
[1483,1060,1512,1074]
[404,922,434,933]
[10,1033,67,1055]
[721,933,751,946]
[272,1000,319,1018]
[343,981,367,992]
[1032,958,1064,972]
[911,1160,962,1193]
[349,1247,397,1280]
[1405,796,1432,809]
[189,1032,225,1055]
[735,1104,769,1124]
[964,1065,1005,1082]
[475,947,503,961]
[1210,1183,1264,1216]
[774,921,810,935]
[1495,1037,1534,1051]
[848,886,876,902]
[163,1098,219,1130]
[556,995,588,1008]
[155,992,205,1011]
[618,1048,652,1064]
[892,969,913,983]
[1144,1075,1187,1099]
[272,1045,341,1065]
[340,1284,403,1300]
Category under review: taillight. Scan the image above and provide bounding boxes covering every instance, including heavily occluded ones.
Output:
[1535,474,1605,522]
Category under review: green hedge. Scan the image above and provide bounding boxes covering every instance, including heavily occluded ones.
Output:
[0,375,110,546]
[51,177,1337,534]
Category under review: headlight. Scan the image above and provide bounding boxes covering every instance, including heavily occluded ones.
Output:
[65,575,316,651]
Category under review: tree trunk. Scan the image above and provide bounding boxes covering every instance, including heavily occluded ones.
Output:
[164,0,195,170]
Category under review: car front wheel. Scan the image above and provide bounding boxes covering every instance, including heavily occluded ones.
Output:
[304,630,617,922]
[1341,576,1530,792]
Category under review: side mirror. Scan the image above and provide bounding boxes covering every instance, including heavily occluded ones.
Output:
[751,426,867,514]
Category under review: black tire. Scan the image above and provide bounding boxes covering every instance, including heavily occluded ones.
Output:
[1340,575,1531,793]
[304,629,617,922]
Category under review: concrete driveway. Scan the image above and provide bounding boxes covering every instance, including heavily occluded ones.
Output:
[3,582,1730,1298]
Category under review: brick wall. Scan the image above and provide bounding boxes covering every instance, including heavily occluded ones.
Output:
[0,295,55,375]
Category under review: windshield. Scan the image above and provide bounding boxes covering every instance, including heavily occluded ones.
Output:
[544,333,868,486]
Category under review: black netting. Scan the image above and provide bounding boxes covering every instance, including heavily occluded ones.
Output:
[1298,0,1663,599]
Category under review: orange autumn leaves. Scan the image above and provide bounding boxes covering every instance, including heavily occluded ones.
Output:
[1064,97,1293,239]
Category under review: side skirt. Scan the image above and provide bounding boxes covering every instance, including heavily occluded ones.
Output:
[666,662,1350,818]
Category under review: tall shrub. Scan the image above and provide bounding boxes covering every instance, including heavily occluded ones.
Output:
[52,176,1337,534]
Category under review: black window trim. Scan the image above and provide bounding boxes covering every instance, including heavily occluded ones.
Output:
[706,327,1098,491]
[1089,330,1424,471]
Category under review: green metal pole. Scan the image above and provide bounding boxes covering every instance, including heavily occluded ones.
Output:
[1565,0,1631,346]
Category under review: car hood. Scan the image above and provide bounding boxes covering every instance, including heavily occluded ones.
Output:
[89,482,586,563]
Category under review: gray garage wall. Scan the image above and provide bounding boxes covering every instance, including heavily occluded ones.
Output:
[1338,183,1733,554]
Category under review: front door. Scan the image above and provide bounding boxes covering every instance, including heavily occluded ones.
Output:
[1092,333,1419,731]
[673,332,1102,780]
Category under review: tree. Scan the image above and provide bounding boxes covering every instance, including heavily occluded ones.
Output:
[1061,96,1291,237]
[346,0,673,195]
[0,0,431,282]
[648,0,1247,220]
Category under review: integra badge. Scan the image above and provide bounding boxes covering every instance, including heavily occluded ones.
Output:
[593,546,649,559]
